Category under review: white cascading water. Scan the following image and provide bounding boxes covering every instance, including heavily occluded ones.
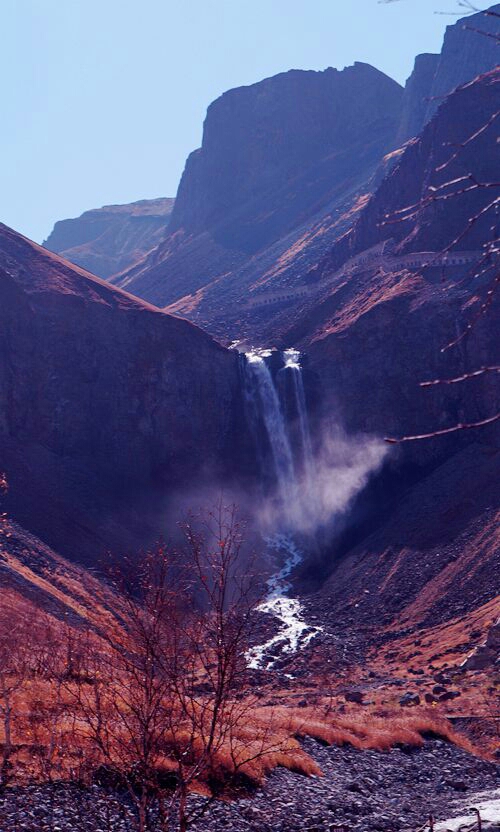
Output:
[243,347,322,670]
[283,348,315,489]
[244,349,296,514]
[246,534,322,671]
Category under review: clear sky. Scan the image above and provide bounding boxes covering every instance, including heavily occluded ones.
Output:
[1,0,492,243]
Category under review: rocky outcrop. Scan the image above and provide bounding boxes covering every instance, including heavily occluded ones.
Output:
[397,5,500,144]
[169,63,402,252]
[0,223,244,564]
[464,620,500,670]
[277,71,499,475]
[114,63,403,307]
[43,198,174,279]
[425,4,500,125]
[315,68,500,265]
[396,53,440,144]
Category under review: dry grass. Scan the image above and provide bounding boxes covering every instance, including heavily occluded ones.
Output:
[3,671,489,793]
[264,706,482,756]
[1,534,494,795]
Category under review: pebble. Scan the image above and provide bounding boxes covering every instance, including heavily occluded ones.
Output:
[0,739,497,831]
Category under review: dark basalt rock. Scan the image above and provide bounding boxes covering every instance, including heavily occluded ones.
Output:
[0,223,246,564]
[464,621,500,670]
[399,692,421,707]
[0,739,498,832]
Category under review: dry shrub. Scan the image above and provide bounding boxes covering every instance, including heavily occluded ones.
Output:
[254,705,486,761]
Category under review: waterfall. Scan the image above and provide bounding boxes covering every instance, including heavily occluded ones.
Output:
[283,348,315,488]
[240,346,323,670]
[242,346,317,528]
[238,344,386,670]
[244,349,296,514]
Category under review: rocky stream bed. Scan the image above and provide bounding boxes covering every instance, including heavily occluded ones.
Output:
[0,738,498,831]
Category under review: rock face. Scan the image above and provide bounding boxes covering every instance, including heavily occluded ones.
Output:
[397,4,500,143]
[277,71,500,466]
[114,63,403,308]
[425,3,500,124]
[323,69,500,264]
[464,620,500,670]
[43,198,174,280]
[0,223,244,563]
[315,444,500,630]
[169,63,402,253]
[108,6,499,344]
[396,53,440,144]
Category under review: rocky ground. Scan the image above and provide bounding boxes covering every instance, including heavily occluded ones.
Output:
[0,738,498,831]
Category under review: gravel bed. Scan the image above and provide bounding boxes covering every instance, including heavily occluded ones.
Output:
[0,739,498,831]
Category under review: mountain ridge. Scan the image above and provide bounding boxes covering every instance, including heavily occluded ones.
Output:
[43,197,174,280]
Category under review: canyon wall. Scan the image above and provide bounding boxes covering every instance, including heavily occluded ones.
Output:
[114,63,403,308]
[0,223,244,563]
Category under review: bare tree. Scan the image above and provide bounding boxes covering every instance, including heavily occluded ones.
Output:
[0,605,37,788]
[66,502,273,832]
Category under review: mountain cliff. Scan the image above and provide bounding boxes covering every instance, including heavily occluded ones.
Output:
[0,223,243,564]
[276,70,499,474]
[111,7,499,344]
[114,63,403,307]
[43,197,174,279]
[397,4,500,143]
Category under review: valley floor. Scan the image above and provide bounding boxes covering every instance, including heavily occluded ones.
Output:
[1,738,498,832]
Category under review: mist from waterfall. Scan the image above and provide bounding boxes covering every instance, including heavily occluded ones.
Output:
[241,345,387,669]
[242,347,387,537]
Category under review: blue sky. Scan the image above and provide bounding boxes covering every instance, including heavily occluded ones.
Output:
[1,0,491,243]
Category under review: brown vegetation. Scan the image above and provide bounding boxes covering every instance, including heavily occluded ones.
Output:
[0,498,495,829]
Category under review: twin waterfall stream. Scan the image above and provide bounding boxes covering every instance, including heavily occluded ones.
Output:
[240,348,323,671]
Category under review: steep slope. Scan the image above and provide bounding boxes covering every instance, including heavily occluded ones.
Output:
[114,63,403,310]
[299,442,500,727]
[0,519,121,631]
[396,53,440,145]
[44,198,174,279]
[0,223,244,564]
[107,7,499,345]
[315,444,499,633]
[277,70,499,467]
[397,4,500,143]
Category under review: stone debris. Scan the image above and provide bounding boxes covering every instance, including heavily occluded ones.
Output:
[0,739,497,831]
